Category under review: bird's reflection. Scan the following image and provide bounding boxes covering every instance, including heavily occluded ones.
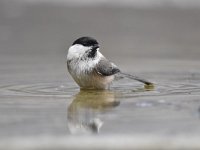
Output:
[67,90,120,134]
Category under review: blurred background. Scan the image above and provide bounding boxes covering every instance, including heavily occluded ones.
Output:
[0,0,200,84]
[1,0,200,149]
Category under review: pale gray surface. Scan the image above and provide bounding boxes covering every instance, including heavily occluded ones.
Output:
[0,1,200,149]
[5,0,200,8]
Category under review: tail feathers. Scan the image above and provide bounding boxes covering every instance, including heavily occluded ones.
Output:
[116,72,153,85]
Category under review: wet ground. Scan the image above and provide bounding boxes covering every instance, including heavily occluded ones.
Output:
[0,2,200,149]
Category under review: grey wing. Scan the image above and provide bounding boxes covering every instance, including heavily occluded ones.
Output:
[95,58,120,76]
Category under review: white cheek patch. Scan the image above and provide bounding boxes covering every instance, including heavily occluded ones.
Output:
[67,45,104,77]
[67,44,90,60]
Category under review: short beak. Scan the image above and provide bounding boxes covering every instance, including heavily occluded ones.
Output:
[92,45,99,51]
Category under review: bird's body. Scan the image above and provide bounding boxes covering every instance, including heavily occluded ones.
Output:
[67,42,118,89]
[67,37,152,90]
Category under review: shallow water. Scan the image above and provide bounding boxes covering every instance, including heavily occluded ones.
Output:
[1,2,200,149]
[1,69,200,138]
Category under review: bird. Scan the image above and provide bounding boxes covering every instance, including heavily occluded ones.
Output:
[67,36,153,90]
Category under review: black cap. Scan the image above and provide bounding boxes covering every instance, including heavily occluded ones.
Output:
[72,37,99,47]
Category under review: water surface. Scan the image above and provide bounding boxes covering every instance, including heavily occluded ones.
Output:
[0,3,200,149]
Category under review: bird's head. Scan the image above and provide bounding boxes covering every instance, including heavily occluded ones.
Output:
[67,37,100,61]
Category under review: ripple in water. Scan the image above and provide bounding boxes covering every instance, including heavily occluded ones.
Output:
[0,73,200,98]
[0,83,79,97]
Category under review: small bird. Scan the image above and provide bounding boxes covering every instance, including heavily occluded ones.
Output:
[67,37,153,90]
